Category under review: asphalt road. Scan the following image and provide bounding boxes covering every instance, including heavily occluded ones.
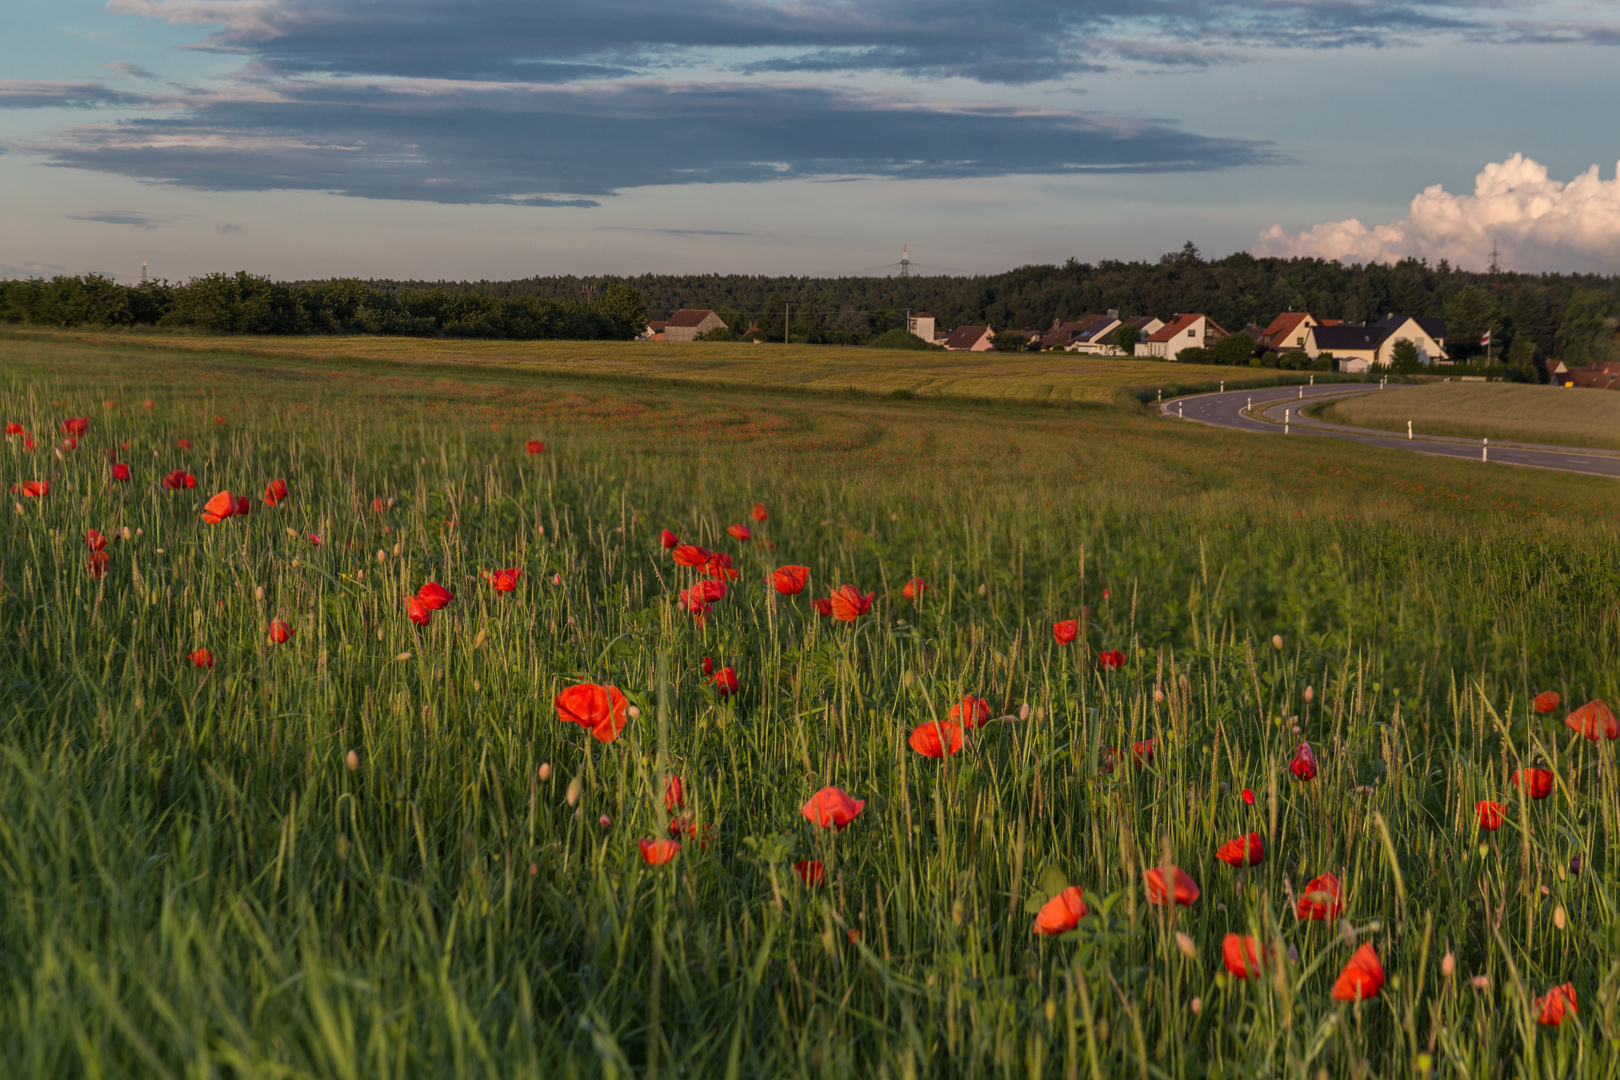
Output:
[1160,383,1620,480]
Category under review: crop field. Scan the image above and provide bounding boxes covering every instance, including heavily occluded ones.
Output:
[1,332,1619,1078]
[6,327,1344,408]
[1320,383,1620,453]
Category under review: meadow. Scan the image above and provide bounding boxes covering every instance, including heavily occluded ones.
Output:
[1319,383,1620,452]
[5,327,1343,408]
[1,332,1618,1078]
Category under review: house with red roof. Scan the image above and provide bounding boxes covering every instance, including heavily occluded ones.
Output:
[1144,314,1228,359]
[658,309,727,342]
[941,325,995,351]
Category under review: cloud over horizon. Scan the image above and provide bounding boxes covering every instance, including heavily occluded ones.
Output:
[21,79,1277,205]
[1252,154,1620,273]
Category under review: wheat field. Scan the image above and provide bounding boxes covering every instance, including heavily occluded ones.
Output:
[1320,382,1620,452]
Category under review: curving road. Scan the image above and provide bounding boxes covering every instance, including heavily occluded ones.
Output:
[1160,383,1620,479]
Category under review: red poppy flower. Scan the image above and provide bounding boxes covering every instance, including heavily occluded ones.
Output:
[672,544,710,567]
[143,399,154,410]
[416,581,455,610]
[1053,620,1078,644]
[406,596,432,626]
[524,440,545,455]
[1565,699,1618,741]
[902,577,928,600]
[664,775,684,812]
[811,597,834,617]
[1514,768,1555,799]
[232,494,251,517]
[1098,649,1125,670]
[370,497,387,513]
[1242,788,1256,805]
[189,648,215,669]
[61,437,80,451]
[1143,866,1200,907]
[178,438,192,449]
[1290,743,1319,781]
[727,523,751,541]
[1222,934,1265,978]
[693,579,728,603]
[86,552,110,578]
[19,480,48,498]
[660,529,679,549]
[161,470,192,490]
[700,656,714,676]
[263,478,289,506]
[948,696,992,730]
[700,553,739,580]
[1533,690,1561,714]
[1033,886,1089,935]
[484,568,522,592]
[678,589,712,618]
[909,719,964,758]
[638,838,680,865]
[794,860,825,886]
[85,529,107,551]
[771,565,810,595]
[62,417,89,437]
[1297,873,1343,920]
[801,786,865,829]
[269,619,294,644]
[1216,832,1264,867]
[712,666,739,697]
[201,490,236,524]
[214,415,227,426]
[1476,801,1505,831]
[19,435,34,450]
[554,682,631,743]
[111,463,131,482]
[1331,944,1385,1001]
[1133,740,1156,766]
[828,585,873,622]
[3,422,20,435]
[1536,983,1578,1026]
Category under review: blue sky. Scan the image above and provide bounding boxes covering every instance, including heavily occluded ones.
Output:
[3,0,1619,281]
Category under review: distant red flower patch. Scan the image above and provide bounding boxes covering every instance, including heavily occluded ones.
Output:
[86,551,110,578]
[726,523,751,541]
[85,529,107,551]
[638,838,679,865]
[811,597,834,617]
[524,440,545,454]
[948,696,991,729]
[4,422,22,435]
[19,481,48,498]
[1533,690,1560,714]
[178,439,192,449]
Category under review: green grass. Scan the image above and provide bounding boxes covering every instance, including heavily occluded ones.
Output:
[1320,382,1620,452]
[1,334,1619,1078]
[5,327,1348,409]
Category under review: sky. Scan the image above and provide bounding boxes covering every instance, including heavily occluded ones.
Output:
[2,0,1619,282]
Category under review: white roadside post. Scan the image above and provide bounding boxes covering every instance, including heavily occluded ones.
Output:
[1482,438,1488,462]
[1285,408,1290,434]
[1158,389,1162,404]
[1178,402,1184,418]
[1408,420,1413,440]
[1220,381,1224,393]
[1298,385,1303,399]
[1310,374,1315,387]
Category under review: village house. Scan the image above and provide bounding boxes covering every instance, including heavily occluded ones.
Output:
[657,309,727,342]
[1077,315,1165,355]
[1304,314,1448,371]
[644,321,667,341]
[941,325,995,351]
[1253,312,1318,356]
[1037,313,1114,351]
[1144,314,1228,359]
[906,312,937,343]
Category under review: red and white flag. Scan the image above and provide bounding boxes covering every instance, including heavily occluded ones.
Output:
[1480,330,1491,347]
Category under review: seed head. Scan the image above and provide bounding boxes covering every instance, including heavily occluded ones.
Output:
[538,763,552,782]
[566,776,583,807]
[345,750,359,771]
[1174,932,1198,960]
[1271,634,1283,650]
[1441,951,1455,977]
[1304,686,1315,703]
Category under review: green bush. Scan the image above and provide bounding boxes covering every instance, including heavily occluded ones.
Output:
[867,328,938,350]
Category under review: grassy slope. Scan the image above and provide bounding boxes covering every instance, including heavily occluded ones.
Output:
[5,327,1344,407]
[1,334,1618,1077]
[1321,382,1620,451]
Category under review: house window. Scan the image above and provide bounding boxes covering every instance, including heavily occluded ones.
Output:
[1295,337,1303,346]
[1187,328,1196,337]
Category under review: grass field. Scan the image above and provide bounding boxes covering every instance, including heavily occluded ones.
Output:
[5,327,1344,408]
[2,333,1619,1078]
[1320,383,1620,452]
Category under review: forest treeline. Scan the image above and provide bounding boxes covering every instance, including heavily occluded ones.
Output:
[4,247,1617,371]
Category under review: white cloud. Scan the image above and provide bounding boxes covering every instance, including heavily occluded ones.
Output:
[1252,154,1620,272]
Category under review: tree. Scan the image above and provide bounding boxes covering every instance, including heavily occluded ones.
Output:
[992,331,1033,352]
[1211,333,1257,366]
[1386,338,1422,372]
[1505,336,1539,382]
[1110,323,1139,356]
[1555,290,1614,366]
[1443,284,1501,361]
[595,284,647,338]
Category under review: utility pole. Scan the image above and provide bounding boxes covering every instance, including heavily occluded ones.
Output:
[784,302,790,346]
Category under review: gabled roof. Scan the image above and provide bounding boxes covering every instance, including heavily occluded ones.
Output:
[646,321,668,332]
[1147,313,1226,342]
[1373,314,1447,339]
[941,325,992,349]
[1311,324,1387,351]
[665,308,722,328]
[1257,312,1313,348]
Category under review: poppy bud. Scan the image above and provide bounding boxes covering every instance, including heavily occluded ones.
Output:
[1271,634,1283,650]
[1153,689,1165,704]
[1189,997,1202,1015]
[1175,932,1198,959]
[392,541,404,556]
[1472,975,1490,990]
[345,750,359,771]
[529,862,539,877]
[1019,703,1031,721]
[538,763,553,782]
[1304,686,1314,703]
[598,814,611,829]
[255,586,265,600]
[627,705,641,719]
[552,573,562,586]
[566,776,583,806]
[1441,951,1455,977]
